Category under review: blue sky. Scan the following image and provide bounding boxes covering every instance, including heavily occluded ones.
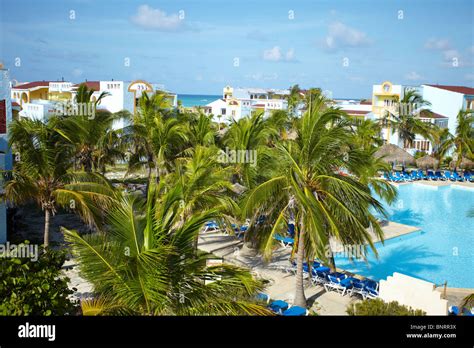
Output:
[1,0,473,97]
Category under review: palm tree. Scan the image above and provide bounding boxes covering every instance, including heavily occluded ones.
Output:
[431,126,453,163]
[75,83,110,106]
[388,90,433,149]
[4,118,116,248]
[287,84,302,116]
[450,110,473,168]
[188,112,216,147]
[122,91,188,187]
[53,110,120,172]
[223,113,277,188]
[353,119,383,150]
[63,183,271,315]
[242,96,394,308]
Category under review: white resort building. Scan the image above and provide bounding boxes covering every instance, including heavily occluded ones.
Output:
[11,79,177,129]
[205,85,290,123]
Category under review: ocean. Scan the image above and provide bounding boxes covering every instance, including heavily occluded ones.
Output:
[178,94,221,107]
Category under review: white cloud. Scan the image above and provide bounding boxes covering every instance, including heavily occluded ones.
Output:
[131,5,183,31]
[263,46,295,62]
[324,21,371,51]
[405,71,423,81]
[263,46,282,61]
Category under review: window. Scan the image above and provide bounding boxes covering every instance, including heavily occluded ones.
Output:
[231,110,236,116]
[0,100,6,134]
[221,108,226,115]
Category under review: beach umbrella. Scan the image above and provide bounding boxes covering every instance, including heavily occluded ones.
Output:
[374,144,415,166]
[416,155,439,170]
[450,157,474,170]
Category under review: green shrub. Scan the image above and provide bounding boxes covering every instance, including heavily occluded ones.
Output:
[0,245,77,315]
[347,299,426,316]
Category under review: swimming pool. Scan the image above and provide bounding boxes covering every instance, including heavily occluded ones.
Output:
[334,183,474,288]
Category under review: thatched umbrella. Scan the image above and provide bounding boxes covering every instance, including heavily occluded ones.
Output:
[374,144,415,166]
[416,155,439,170]
[450,157,474,170]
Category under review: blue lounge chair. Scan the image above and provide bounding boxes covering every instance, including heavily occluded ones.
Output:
[256,292,270,304]
[203,221,220,233]
[348,279,368,299]
[427,170,437,181]
[310,266,330,285]
[268,300,289,314]
[443,170,454,181]
[287,223,295,238]
[417,170,427,180]
[462,307,474,316]
[409,171,419,181]
[324,273,352,296]
[435,171,446,181]
[448,306,459,316]
[451,171,463,182]
[274,234,294,248]
[463,172,472,182]
[282,306,308,316]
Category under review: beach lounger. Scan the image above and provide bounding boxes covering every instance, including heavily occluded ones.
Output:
[256,292,270,304]
[448,306,459,316]
[282,305,308,316]
[348,279,368,299]
[451,171,463,182]
[310,266,330,285]
[324,273,352,296]
[443,170,454,181]
[427,170,437,181]
[274,234,294,248]
[417,170,427,180]
[268,300,289,314]
[203,221,220,233]
[435,171,446,181]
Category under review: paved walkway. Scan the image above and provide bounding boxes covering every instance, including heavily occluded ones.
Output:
[198,231,360,315]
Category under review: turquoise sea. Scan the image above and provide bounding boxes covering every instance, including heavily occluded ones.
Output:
[178,94,221,107]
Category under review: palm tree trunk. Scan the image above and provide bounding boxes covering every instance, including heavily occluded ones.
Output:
[294,227,307,308]
[328,251,337,273]
[44,209,51,249]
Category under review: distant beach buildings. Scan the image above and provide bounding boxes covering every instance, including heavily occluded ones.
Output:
[203,85,291,122]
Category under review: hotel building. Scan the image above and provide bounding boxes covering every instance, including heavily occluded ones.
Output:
[205,86,289,122]
[11,79,177,128]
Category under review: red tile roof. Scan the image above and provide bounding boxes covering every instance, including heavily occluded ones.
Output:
[73,81,101,91]
[425,84,474,95]
[360,100,372,105]
[12,81,51,90]
[419,110,448,119]
[12,102,20,107]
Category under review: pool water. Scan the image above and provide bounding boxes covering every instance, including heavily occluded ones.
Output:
[334,184,474,288]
